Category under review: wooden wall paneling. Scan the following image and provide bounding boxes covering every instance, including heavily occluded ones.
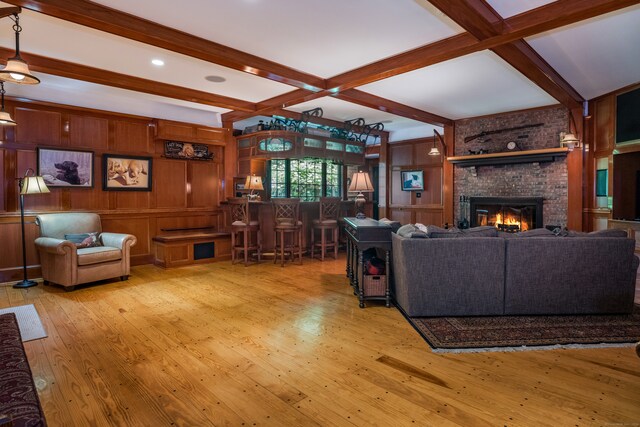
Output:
[101,216,151,258]
[0,148,4,212]
[155,214,219,235]
[112,120,152,153]
[0,219,39,271]
[594,95,614,154]
[190,162,218,208]
[390,169,411,206]
[415,210,444,227]
[389,144,413,166]
[68,156,109,210]
[16,149,62,210]
[389,208,412,224]
[114,191,151,210]
[154,159,188,208]
[155,120,194,141]
[69,115,109,150]
[414,140,442,166]
[195,126,226,144]
[416,167,443,206]
[14,108,62,145]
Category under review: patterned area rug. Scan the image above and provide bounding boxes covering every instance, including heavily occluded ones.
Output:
[0,304,47,342]
[407,305,640,353]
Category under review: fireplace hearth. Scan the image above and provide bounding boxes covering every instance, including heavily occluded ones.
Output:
[468,197,543,232]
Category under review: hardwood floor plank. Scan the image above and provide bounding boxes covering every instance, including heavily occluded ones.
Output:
[1,257,638,426]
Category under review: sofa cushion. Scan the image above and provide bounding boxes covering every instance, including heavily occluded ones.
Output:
[425,225,462,238]
[65,231,102,248]
[567,229,629,238]
[396,224,418,237]
[77,246,122,266]
[516,228,555,237]
[461,226,498,237]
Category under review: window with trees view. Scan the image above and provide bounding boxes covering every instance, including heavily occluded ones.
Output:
[269,159,342,201]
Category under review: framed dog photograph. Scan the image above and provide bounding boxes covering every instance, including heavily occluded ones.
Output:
[37,147,94,188]
[103,154,152,191]
[401,170,424,191]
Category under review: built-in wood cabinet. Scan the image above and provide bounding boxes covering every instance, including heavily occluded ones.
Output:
[154,119,227,145]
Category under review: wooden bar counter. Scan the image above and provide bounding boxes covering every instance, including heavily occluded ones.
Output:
[222,199,358,255]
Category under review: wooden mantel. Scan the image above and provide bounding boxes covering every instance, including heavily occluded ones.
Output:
[447,147,569,167]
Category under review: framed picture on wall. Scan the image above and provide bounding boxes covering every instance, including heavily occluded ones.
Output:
[401,170,424,191]
[103,154,152,191]
[37,147,94,188]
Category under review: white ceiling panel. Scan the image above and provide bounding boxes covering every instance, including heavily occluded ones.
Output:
[0,5,293,103]
[486,0,556,18]
[359,51,558,120]
[90,0,463,78]
[526,5,640,100]
[5,74,226,127]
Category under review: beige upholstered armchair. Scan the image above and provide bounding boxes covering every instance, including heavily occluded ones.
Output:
[34,213,137,291]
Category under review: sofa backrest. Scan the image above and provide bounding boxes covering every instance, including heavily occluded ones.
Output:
[36,213,102,239]
[504,237,637,315]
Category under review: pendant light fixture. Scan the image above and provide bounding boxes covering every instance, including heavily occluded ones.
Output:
[0,12,40,85]
[0,82,16,126]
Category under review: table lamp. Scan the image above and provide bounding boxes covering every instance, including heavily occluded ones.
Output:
[14,168,50,288]
[348,171,374,219]
[245,174,264,200]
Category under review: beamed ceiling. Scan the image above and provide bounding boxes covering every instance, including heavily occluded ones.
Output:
[0,0,638,141]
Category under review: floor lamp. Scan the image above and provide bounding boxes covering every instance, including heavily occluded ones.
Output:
[14,168,50,289]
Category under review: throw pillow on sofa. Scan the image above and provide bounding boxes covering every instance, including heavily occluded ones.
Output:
[425,225,462,238]
[515,228,555,237]
[396,224,417,237]
[65,232,102,248]
[567,229,628,238]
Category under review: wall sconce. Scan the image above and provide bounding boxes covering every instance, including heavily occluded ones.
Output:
[0,11,40,85]
[560,112,582,150]
[348,171,374,219]
[428,129,447,156]
[244,174,263,200]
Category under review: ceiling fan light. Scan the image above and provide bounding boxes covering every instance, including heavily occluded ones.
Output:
[0,110,17,126]
[0,57,40,85]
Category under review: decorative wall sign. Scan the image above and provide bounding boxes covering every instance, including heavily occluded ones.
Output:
[103,154,152,191]
[37,147,94,188]
[164,141,214,161]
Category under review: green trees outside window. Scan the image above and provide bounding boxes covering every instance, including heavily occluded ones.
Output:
[269,159,342,201]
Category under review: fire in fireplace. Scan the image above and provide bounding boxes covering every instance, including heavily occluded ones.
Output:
[469,197,543,232]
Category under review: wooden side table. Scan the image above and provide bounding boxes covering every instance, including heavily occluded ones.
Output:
[343,217,392,308]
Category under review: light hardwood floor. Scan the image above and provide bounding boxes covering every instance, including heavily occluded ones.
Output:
[1,257,639,427]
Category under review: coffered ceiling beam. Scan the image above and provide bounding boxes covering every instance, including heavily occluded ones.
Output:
[335,89,452,127]
[427,0,583,109]
[5,0,327,92]
[326,0,638,94]
[2,48,257,112]
[0,6,20,18]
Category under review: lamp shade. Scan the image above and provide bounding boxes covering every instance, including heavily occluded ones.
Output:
[20,175,50,195]
[348,171,374,193]
[561,133,579,144]
[0,57,40,85]
[428,146,440,156]
[0,109,16,125]
[244,175,264,191]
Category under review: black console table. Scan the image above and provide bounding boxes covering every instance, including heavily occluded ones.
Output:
[343,217,392,308]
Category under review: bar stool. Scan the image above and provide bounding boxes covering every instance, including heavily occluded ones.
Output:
[228,197,261,266]
[311,197,340,261]
[272,198,303,267]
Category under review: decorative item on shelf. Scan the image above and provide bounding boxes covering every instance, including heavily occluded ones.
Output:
[428,129,447,156]
[164,141,213,161]
[0,10,40,85]
[245,174,263,200]
[0,82,16,125]
[348,171,374,219]
[14,168,50,289]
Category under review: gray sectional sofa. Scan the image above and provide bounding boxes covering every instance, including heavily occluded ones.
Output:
[391,226,639,317]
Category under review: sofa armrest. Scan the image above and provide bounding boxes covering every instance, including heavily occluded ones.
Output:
[100,232,137,250]
[34,237,76,255]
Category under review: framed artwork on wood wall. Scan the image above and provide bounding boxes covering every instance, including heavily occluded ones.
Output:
[401,170,424,191]
[37,147,94,188]
[103,154,153,191]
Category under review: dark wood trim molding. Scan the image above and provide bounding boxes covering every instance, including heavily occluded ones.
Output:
[5,0,326,91]
[0,48,257,112]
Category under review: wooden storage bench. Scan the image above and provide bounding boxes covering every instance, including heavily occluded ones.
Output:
[153,231,231,268]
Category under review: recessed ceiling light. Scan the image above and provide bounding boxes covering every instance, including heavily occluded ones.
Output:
[151,59,165,66]
[205,75,226,83]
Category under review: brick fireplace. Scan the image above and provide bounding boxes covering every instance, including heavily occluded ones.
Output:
[454,106,569,228]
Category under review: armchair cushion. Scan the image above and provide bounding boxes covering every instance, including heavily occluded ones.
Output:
[77,247,122,266]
